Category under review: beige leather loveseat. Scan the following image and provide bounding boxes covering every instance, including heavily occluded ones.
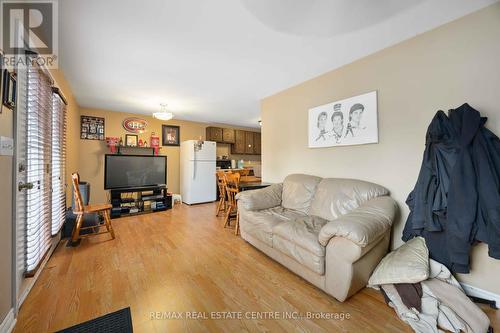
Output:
[237,174,397,302]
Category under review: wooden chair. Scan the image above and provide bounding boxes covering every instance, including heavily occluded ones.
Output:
[224,172,241,235]
[216,170,229,216]
[71,173,115,243]
[233,169,250,177]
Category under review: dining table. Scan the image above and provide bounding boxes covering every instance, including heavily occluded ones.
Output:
[239,175,260,183]
[238,181,272,192]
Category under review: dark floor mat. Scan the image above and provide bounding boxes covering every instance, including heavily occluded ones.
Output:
[56,307,133,333]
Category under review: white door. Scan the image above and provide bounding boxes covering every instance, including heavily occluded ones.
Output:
[13,54,63,309]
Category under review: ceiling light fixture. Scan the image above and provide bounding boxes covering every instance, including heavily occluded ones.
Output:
[153,103,174,121]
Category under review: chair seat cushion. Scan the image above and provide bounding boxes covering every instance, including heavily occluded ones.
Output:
[272,216,328,274]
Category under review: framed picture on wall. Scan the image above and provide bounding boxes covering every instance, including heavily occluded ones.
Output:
[162,125,180,146]
[308,91,378,148]
[125,134,138,147]
[81,115,105,140]
[2,69,17,110]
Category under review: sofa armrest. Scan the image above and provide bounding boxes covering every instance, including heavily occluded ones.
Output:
[236,183,283,211]
[318,196,397,247]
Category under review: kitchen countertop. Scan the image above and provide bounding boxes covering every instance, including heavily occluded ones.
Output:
[217,168,246,171]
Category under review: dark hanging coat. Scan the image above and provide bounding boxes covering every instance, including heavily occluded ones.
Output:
[403,103,500,273]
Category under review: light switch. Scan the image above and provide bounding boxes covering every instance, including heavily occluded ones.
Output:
[0,136,14,156]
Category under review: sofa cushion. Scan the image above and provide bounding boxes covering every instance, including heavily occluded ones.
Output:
[239,207,306,247]
[239,210,282,247]
[368,237,429,286]
[263,206,307,221]
[282,174,322,214]
[273,237,325,275]
[272,216,328,275]
[309,178,389,221]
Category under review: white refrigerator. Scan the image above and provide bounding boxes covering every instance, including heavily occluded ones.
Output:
[180,140,217,204]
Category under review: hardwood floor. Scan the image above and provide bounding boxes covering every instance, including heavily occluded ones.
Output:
[14,203,499,332]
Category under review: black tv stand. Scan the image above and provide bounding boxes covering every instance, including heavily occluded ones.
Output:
[109,184,172,219]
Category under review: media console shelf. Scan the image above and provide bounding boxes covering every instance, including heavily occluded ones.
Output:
[109,184,172,219]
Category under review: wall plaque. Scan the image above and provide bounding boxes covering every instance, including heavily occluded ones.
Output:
[123,117,148,133]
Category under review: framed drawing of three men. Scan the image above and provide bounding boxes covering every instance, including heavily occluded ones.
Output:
[308,91,378,148]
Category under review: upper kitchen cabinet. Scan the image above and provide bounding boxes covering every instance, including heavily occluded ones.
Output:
[244,131,254,154]
[206,127,223,142]
[232,130,246,154]
[206,126,235,144]
[222,128,235,143]
[253,132,261,154]
[214,128,260,155]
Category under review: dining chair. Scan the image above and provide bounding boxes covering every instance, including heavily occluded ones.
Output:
[235,169,250,177]
[224,172,241,235]
[216,170,229,216]
[71,172,115,243]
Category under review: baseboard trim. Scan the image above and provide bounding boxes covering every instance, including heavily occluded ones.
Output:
[0,309,16,333]
[460,283,500,306]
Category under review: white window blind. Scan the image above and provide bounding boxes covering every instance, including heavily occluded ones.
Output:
[51,89,67,235]
[25,58,55,273]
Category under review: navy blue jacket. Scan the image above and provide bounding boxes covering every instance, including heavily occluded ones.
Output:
[403,103,500,273]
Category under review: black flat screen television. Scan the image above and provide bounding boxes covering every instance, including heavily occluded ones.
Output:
[104,154,167,190]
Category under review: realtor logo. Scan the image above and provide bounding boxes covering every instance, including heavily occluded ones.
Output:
[1,0,58,68]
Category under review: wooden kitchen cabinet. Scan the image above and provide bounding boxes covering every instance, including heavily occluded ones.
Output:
[231,130,261,155]
[245,131,254,154]
[222,128,235,143]
[206,126,235,144]
[232,130,246,154]
[206,127,223,142]
[253,132,261,154]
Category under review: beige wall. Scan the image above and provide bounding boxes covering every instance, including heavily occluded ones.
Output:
[261,3,500,294]
[77,109,259,205]
[0,104,14,322]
